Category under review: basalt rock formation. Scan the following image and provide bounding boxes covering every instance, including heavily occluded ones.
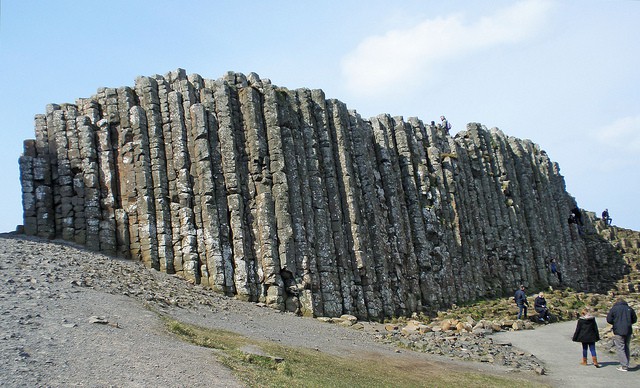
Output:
[18,69,625,320]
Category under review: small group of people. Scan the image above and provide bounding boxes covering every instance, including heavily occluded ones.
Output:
[516,284,637,371]
[430,116,452,133]
[514,285,550,323]
[572,297,637,371]
[568,207,613,230]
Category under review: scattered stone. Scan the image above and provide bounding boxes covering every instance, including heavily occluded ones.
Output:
[88,316,108,324]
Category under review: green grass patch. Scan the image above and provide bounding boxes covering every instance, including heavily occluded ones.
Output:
[164,318,545,388]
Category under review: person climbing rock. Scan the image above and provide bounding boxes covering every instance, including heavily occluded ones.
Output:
[571,207,583,226]
[602,209,612,225]
[549,258,563,283]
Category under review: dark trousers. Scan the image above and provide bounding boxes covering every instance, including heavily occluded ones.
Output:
[517,304,527,319]
[536,308,549,321]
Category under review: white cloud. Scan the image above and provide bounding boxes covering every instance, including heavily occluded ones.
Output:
[341,0,554,95]
[593,115,640,153]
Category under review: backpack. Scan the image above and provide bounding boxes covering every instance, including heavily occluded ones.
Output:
[446,121,451,130]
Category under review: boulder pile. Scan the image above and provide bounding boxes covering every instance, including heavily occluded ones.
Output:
[317,314,546,374]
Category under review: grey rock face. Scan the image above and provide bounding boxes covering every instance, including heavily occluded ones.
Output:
[18,70,620,320]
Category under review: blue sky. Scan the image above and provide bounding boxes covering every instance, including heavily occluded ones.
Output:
[0,0,638,232]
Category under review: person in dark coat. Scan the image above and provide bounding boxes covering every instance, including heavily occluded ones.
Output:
[572,307,600,367]
[534,292,550,322]
[514,285,528,320]
[607,298,638,371]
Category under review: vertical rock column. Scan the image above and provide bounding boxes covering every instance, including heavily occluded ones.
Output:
[347,112,389,318]
[212,80,255,300]
[92,109,117,254]
[238,83,283,307]
[295,89,342,317]
[135,77,175,272]
[393,118,434,311]
[201,81,234,294]
[166,90,199,282]
[263,85,298,308]
[76,115,101,251]
[19,140,38,235]
[47,105,72,240]
[370,115,415,316]
[327,101,370,318]
[129,105,160,269]
[311,92,352,316]
[189,102,226,289]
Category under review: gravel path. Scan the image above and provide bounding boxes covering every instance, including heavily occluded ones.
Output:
[0,233,550,387]
[493,318,638,387]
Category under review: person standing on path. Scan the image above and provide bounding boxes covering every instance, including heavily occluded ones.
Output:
[514,285,528,320]
[572,307,600,367]
[606,297,637,371]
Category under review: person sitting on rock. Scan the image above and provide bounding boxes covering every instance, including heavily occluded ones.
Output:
[514,285,528,320]
[534,292,550,323]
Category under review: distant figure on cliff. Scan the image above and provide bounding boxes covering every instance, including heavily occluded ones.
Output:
[569,207,584,236]
[534,292,550,323]
[607,297,637,372]
[602,209,612,225]
[549,258,563,283]
[572,307,600,367]
[571,207,583,226]
[514,285,528,320]
[440,116,451,133]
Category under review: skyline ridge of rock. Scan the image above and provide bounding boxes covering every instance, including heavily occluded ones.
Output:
[18,69,624,319]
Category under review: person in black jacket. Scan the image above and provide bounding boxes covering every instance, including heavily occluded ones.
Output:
[514,285,528,320]
[534,292,550,322]
[606,298,638,371]
[572,307,600,367]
